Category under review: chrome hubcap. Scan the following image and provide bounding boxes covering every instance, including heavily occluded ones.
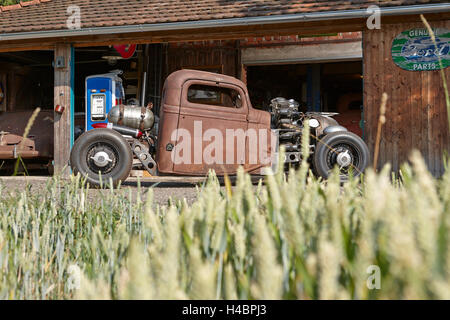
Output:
[90,151,112,168]
[336,150,352,168]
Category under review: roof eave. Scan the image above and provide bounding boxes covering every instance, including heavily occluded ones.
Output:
[0,3,449,42]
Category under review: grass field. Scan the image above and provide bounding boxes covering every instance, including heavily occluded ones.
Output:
[0,148,449,300]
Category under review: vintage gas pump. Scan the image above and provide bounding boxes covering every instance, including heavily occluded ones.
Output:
[85,70,125,131]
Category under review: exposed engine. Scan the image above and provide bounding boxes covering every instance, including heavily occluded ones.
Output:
[270,97,309,162]
[270,97,303,128]
[270,97,343,163]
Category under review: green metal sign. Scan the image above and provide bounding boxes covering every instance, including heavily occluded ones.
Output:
[392,28,450,71]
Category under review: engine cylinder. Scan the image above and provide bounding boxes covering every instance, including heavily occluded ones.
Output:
[108,105,155,131]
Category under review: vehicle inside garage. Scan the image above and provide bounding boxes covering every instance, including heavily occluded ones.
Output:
[0,44,166,175]
[0,50,54,174]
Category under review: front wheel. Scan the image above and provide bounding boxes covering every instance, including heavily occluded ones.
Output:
[313,131,370,181]
[70,128,133,187]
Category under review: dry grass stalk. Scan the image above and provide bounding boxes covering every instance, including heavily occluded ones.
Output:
[373,93,388,171]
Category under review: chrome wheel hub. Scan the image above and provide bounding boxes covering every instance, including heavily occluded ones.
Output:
[90,151,112,168]
[336,150,352,168]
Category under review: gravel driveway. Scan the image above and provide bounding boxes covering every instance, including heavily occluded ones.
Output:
[0,176,203,206]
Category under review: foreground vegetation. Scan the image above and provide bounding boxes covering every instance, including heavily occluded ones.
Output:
[0,149,448,300]
[0,0,23,6]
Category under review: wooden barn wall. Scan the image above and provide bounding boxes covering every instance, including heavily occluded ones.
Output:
[363,20,450,176]
[166,42,238,78]
[0,62,53,112]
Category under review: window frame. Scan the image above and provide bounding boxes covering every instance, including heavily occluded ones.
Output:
[182,80,247,114]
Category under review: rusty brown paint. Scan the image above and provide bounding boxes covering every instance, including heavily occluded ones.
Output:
[0,132,38,159]
[0,110,54,159]
[156,69,271,176]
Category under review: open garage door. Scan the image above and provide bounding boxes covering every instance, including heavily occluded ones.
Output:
[0,50,54,175]
[242,36,364,137]
[247,61,364,137]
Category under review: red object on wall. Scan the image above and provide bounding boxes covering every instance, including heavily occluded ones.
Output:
[113,44,137,59]
[55,104,65,114]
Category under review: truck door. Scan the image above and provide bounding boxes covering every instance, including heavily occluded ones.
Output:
[173,80,248,175]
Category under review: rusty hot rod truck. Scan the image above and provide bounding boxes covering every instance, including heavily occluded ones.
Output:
[70,69,369,186]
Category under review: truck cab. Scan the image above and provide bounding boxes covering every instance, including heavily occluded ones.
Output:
[156,69,273,176]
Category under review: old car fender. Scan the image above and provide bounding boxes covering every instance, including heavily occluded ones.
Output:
[323,125,348,135]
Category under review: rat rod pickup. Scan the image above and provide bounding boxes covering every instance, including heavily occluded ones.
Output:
[70,69,369,186]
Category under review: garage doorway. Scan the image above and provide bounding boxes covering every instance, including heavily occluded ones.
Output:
[0,50,54,175]
[73,44,165,135]
[246,60,364,137]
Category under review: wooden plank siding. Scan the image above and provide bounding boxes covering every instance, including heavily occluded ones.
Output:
[53,43,72,175]
[363,20,450,176]
[166,43,238,78]
[0,62,54,112]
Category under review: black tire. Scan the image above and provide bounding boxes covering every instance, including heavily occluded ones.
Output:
[70,128,133,187]
[313,131,370,181]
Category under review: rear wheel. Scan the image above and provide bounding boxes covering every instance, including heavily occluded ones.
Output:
[70,128,133,187]
[313,131,369,181]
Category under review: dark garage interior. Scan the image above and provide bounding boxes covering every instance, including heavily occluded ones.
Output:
[246,61,364,136]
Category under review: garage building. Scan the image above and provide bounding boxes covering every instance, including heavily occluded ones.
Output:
[0,0,449,176]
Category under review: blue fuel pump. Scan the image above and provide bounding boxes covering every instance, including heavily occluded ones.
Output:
[85,70,125,131]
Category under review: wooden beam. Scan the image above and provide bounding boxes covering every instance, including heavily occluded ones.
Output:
[68,12,449,46]
[0,18,366,50]
[240,64,247,85]
[70,21,366,47]
[0,73,6,112]
[53,43,73,176]
[0,45,54,53]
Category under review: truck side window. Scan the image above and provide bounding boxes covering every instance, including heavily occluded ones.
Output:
[187,84,242,108]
